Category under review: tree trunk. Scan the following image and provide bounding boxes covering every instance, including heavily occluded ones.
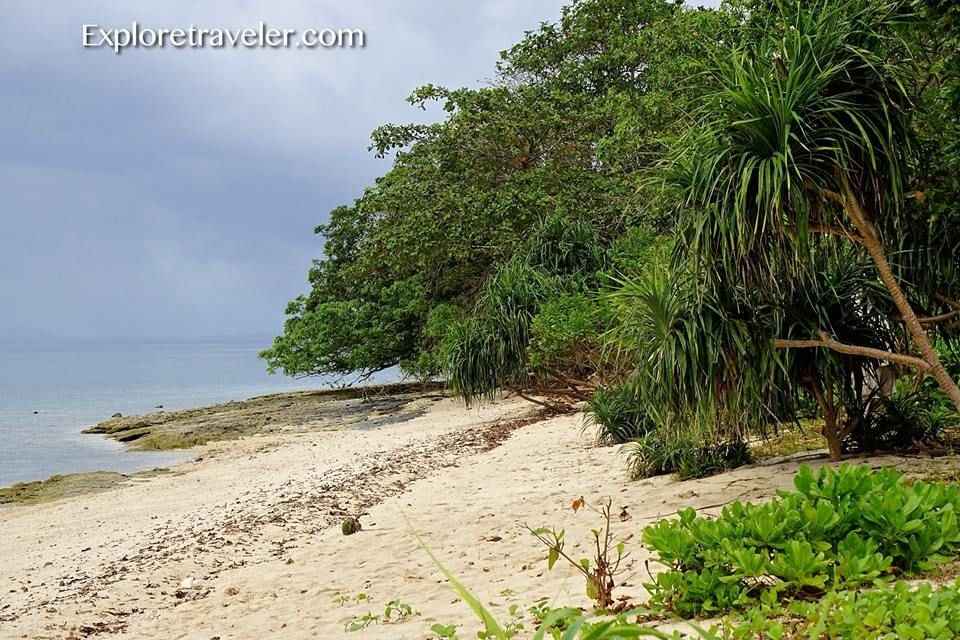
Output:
[810,378,843,461]
[841,180,960,414]
[823,421,843,462]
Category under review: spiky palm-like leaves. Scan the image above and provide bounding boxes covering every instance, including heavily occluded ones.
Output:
[446,214,605,405]
[673,0,913,285]
[602,254,784,443]
[525,212,605,280]
[446,259,556,404]
[662,0,960,447]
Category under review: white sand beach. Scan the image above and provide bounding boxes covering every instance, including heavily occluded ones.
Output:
[2,394,954,640]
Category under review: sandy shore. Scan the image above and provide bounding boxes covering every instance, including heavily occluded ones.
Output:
[3,392,959,639]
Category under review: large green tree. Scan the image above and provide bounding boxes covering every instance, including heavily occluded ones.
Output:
[266,0,960,470]
[263,0,732,381]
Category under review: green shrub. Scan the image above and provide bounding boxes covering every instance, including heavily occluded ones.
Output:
[849,387,954,452]
[418,465,960,638]
[528,293,605,374]
[643,464,960,618]
[723,580,960,639]
[624,430,751,480]
[586,382,656,444]
[937,337,960,380]
[605,227,673,278]
[797,581,960,639]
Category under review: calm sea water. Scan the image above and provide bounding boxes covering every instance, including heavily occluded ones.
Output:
[0,339,383,487]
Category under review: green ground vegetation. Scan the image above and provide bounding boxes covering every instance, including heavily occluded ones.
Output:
[410,465,960,639]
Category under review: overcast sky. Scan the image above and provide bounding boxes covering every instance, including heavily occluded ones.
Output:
[1,1,719,343]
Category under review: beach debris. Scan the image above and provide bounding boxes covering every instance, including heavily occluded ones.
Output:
[341,517,362,536]
[224,586,240,596]
[4,405,550,633]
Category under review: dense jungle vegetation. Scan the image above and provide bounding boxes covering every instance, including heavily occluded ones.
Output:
[264,0,960,476]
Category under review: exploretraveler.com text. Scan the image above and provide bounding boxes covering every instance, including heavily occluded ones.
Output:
[82,22,366,54]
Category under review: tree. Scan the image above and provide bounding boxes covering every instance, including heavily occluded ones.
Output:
[664,0,960,458]
[265,0,730,381]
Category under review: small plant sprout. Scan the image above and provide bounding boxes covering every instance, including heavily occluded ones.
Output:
[344,611,379,632]
[342,596,419,632]
[527,497,632,611]
[382,598,420,623]
[429,622,460,639]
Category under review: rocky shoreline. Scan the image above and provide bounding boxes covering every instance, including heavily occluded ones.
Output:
[0,382,446,506]
[82,381,447,450]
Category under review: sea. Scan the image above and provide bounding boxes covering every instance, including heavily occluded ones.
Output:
[0,339,392,487]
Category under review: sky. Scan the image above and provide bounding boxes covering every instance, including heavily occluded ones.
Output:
[0,1,719,343]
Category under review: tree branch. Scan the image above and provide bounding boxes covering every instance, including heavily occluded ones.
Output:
[810,224,864,244]
[820,188,846,207]
[787,224,864,244]
[920,310,960,325]
[515,392,560,410]
[935,294,960,312]
[774,331,931,372]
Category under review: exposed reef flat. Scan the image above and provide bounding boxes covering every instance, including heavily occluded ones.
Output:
[0,469,173,506]
[82,381,447,450]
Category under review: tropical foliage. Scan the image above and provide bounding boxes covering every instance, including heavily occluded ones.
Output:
[419,466,960,639]
[644,464,960,616]
[267,0,960,469]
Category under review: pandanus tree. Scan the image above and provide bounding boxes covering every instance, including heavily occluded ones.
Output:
[666,0,960,459]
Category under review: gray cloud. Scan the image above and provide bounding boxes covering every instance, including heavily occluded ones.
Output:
[0,0,717,342]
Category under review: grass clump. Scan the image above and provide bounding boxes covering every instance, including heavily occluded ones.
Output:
[750,422,826,461]
[341,517,362,535]
[848,387,958,453]
[343,598,420,632]
[587,380,752,481]
[586,382,656,445]
[643,464,960,618]
[626,431,751,481]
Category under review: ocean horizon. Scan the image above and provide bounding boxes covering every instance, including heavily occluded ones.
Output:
[0,338,392,487]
